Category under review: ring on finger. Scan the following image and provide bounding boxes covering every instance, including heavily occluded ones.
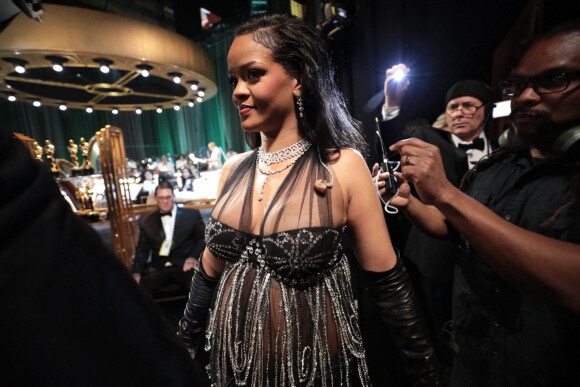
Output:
[405,154,411,165]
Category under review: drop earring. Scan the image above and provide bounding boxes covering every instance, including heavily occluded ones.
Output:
[296,93,304,118]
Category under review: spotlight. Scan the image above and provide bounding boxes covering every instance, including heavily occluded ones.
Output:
[174,104,181,111]
[45,55,68,72]
[196,97,203,103]
[187,80,199,91]
[168,72,182,84]
[32,99,41,107]
[59,103,67,111]
[112,108,119,114]
[7,93,16,102]
[136,63,153,78]
[188,100,194,107]
[85,106,94,113]
[156,107,163,113]
[135,108,142,114]
[3,57,28,74]
[197,88,205,97]
[94,58,113,74]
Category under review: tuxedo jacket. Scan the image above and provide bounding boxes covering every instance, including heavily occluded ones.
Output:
[134,207,206,273]
[378,117,495,280]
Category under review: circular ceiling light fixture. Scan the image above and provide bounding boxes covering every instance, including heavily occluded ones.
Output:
[136,63,153,78]
[187,80,199,91]
[0,4,217,111]
[168,71,182,84]
[3,57,28,74]
[45,55,68,72]
[93,58,114,74]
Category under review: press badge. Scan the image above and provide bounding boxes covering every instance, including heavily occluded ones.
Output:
[159,240,172,256]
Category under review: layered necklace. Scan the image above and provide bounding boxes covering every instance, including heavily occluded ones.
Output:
[256,138,311,201]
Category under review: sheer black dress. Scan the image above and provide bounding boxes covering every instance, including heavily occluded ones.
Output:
[204,146,370,386]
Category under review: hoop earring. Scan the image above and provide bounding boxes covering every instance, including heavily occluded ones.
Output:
[296,94,304,118]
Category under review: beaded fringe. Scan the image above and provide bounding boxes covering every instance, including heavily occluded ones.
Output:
[205,258,371,386]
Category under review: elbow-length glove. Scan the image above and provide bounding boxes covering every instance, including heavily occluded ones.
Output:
[361,256,442,385]
[178,260,219,362]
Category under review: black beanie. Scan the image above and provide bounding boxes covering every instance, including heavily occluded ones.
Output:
[445,80,491,106]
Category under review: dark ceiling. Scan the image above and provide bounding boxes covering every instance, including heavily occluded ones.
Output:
[42,0,253,39]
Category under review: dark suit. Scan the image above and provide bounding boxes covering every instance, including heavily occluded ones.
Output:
[134,207,206,295]
[378,118,495,371]
[405,126,469,279]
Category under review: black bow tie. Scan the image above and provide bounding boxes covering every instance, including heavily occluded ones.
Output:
[457,137,485,151]
[160,211,172,217]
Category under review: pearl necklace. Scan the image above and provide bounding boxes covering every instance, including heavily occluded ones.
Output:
[256,138,311,201]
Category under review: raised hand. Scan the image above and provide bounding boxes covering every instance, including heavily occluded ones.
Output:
[384,63,411,108]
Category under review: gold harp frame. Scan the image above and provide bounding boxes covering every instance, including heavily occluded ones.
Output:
[96,125,137,268]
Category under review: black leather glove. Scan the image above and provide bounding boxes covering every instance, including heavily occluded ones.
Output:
[178,259,219,364]
[361,256,442,386]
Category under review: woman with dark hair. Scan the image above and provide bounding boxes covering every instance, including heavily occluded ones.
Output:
[178,167,195,192]
[179,13,439,386]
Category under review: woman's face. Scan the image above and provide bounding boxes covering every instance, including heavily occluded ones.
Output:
[227,34,300,135]
[144,171,153,180]
[182,168,190,179]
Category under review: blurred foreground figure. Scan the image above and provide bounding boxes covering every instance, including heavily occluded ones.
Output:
[0,128,208,387]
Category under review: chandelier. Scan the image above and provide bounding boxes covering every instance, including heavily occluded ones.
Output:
[0,4,216,112]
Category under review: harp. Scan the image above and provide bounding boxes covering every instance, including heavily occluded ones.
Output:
[96,125,137,268]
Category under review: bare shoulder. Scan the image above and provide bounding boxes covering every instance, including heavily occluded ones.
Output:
[327,148,373,200]
[329,147,368,172]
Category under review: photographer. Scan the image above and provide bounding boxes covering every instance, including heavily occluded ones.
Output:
[376,64,497,370]
[376,21,580,385]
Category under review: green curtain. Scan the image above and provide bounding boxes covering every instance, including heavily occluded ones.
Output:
[1,24,248,163]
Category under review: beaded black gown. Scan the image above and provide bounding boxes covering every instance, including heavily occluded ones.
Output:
[204,146,371,386]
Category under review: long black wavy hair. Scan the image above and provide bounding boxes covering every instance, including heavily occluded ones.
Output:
[234,13,368,160]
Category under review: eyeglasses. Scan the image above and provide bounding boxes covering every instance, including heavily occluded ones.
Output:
[156,195,173,201]
[445,103,484,115]
[500,70,580,98]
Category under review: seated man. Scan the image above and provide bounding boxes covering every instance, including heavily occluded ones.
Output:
[133,181,205,297]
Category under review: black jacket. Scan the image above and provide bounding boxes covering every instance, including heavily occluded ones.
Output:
[134,207,205,273]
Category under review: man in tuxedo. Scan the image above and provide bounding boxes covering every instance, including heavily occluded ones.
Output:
[133,181,206,296]
[375,68,496,371]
